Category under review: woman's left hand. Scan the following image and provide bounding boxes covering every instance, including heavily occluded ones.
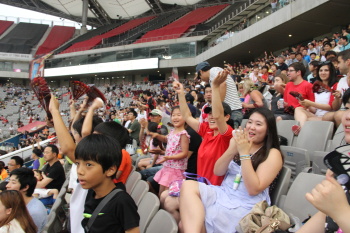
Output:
[234,127,252,156]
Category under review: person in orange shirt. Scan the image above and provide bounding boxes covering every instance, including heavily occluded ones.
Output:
[0,161,8,180]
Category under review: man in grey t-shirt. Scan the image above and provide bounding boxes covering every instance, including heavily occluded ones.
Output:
[196,61,243,128]
[6,168,48,233]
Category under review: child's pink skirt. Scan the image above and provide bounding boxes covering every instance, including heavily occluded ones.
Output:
[154,167,185,187]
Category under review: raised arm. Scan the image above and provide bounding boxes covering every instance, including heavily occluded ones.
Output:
[81,98,104,138]
[214,137,238,176]
[173,81,200,132]
[70,96,88,133]
[211,70,229,135]
[49,94,76,163]
[69,99,77,121]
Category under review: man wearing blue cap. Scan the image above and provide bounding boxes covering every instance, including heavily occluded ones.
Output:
[196,61,242,128]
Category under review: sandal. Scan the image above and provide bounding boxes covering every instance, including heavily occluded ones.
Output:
[292,125,301,136]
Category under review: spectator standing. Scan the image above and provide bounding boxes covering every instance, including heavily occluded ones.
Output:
[127,110,141,145]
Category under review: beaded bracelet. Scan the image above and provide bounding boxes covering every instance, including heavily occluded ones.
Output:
[239,155,250,159]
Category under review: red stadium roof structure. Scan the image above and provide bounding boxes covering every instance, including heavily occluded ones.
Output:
[17,121,47,133]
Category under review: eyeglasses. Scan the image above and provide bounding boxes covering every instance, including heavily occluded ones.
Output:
[287,69,296,72]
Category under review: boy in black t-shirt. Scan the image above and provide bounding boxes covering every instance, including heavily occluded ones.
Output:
[75,134,140,233]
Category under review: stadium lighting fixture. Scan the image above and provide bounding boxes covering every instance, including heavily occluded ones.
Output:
[266,11,269,14]
[289,34,292,37]
[188,73,190,74]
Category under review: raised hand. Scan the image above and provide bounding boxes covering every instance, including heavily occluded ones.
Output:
[172,81,184,94]
[234,127,252,156]
[49,93,59,112]
[212,70,229,88]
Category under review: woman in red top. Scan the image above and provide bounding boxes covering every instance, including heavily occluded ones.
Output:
[173,70,234,185]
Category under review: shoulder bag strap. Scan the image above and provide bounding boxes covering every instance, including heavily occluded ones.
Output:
[85,189,122,232]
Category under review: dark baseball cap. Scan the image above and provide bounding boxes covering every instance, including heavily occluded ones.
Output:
[204,102,231,116]
[196,61,211,73]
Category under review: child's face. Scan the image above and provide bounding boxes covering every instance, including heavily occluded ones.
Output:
[34,171,42,181]
[171,109,185,128]
[75,159,115,190]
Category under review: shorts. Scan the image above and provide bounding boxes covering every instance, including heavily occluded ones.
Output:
[34,188,52,199]
[153,167,185,187]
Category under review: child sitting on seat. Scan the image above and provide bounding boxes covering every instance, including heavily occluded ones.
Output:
[33,170,58,200]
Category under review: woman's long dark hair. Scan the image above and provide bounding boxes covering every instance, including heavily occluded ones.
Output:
[315,61,337,88]
[247,108,283,170]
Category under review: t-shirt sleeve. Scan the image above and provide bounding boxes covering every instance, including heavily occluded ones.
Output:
[116,192,140,231]
[32,160,40,170]
[305,82,315,102]
[118,151,128,172]
[46,165,60,181]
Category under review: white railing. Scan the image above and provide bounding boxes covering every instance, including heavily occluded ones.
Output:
[0,137,56,165]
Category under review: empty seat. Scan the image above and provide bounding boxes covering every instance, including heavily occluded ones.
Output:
[125,171,141,194]
[131,180,149,206]
[278,172,325,221]
[270,166,292,205]
[277,120,298,146]
[138,192,160,233]
[331,123,345,151]
[281,146,310,180]
[311,151,329,175]
[297,121,334,152]
[145,209,178,233]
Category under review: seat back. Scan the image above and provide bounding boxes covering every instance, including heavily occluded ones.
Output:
[43,194,68,233]
[131,180,149,206]
[126,171,141,194]
[296,121,334,151]
[281,146,310,180]
[241,119,248,128]
[138,192,160,233]
[312,151,329,175]
[145,209,178,233]
[270,166,292,205]
[280,172,325,221]
[331,123,345,151]
[277,120,298,146]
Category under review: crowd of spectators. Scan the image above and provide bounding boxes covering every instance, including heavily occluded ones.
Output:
[0,22,350,232]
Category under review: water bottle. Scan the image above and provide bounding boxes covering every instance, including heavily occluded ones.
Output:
[288,214,302,232]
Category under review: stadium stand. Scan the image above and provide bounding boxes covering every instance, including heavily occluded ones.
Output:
[0,22,48,54]
[105,9,190,46]
[135,4,229,43]
[35,26,75,56]
[60,16,155,54]
[0,20,13,37]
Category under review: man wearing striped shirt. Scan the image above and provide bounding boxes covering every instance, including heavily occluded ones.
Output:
[196,61,242,129]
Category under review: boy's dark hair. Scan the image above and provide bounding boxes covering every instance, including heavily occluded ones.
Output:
[10,168,37,197]
[148,122,161,147]
[10,156,24,167]
[75,134,122,177]
[32,148,42,157]
[94,121,130,148]
[289,62,306,77]
[325,50,337,59]
[72,115,103,137]
[45,144,59,156]
[128,110,138,118]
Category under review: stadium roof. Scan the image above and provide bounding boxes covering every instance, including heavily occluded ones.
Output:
[0,0,229,27]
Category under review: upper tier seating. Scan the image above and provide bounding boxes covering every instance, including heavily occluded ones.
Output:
[106,10,190,46]
[60,16,155,54]
[35,26,75,56]
[54,22,125,54]
[0,22,48,54]
[0,20,13,36]
[135,4,228,43]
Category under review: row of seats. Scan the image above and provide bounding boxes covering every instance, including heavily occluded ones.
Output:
[35,26,75,56]
[136,4,229,43]
[60,16,155,54]
[0,22,48,54]
[0,20,13,36]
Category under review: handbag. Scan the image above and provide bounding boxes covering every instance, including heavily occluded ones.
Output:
[239,200,290,233]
